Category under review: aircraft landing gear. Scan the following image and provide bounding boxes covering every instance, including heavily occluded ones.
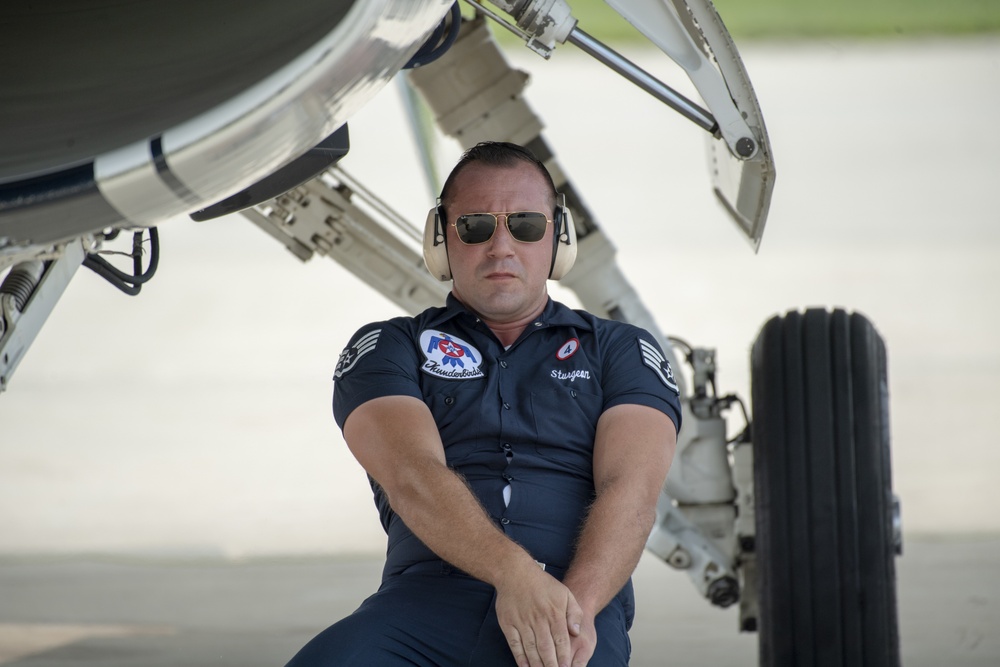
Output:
[750,308,900,667]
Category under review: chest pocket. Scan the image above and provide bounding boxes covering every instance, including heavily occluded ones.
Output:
[529,384,602,461]
[423,377,488,449]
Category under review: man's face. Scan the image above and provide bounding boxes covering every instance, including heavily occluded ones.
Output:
[444,162,555,325]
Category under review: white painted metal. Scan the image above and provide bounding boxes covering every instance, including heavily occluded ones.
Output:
[95,0,454,227]
[602,0,774,247]
[646,493,739,604]
[664,408,734,503]
[484,0,578,56]
[730,440,759,630]
[476,0,774,247]
[0,241,86,391]
[603,0,755,157]
[241,169,449,316]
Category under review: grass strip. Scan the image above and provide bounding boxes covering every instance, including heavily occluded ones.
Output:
[483,0,1000,43]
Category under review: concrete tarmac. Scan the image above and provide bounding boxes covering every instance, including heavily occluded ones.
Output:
[0,537,998,666]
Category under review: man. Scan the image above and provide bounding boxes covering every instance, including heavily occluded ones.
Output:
[286,142,680,667]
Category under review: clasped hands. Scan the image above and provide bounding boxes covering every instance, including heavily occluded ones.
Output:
[494,562,597,667]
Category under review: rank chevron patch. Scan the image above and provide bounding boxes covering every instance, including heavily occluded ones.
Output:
[639,338,679,394]
[334,329,381,378]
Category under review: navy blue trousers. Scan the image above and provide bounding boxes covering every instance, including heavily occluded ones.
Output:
[285,564,632,666]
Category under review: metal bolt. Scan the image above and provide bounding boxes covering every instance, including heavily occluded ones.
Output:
[666,547,692,569]
[736,137,756,158]
[708,576,740,608]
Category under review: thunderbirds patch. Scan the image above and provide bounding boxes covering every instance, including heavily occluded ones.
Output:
[419,330,484,380]
[639,338,679,394]
[334,329,380,379]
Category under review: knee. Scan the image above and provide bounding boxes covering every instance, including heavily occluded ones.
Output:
[591,600,632,667]
[283,615,379,667]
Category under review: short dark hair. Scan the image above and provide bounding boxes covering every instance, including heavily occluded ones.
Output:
[439,141,557,210]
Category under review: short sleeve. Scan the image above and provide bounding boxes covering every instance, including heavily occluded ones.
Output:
[332,320,424,431]
[600,326,682,434]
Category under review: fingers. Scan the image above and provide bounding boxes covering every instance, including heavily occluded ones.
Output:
[572,650,595,667]
[552,612,573,667]
[497,574,597,667]
[505,621,568,667]
[505,627,529,667]
[497,577,576,667]
[568,615,597,667]
[510,622,590,667]
[570,639,596,667]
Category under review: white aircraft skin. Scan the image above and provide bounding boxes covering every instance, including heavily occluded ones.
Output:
[0,0,453,265]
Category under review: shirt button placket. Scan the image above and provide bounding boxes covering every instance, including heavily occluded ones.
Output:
[498,355,514,528]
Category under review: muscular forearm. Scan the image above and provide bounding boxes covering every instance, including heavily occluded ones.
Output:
[564,404,676,617]
[343,396,539,585]
[382,456,540,584]
[562,480,658,615]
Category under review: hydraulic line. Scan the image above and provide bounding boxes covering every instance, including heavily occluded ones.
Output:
[82,227,159,295]
[405,3,462,69]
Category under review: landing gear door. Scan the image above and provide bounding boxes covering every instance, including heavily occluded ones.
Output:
[604,0,775,250]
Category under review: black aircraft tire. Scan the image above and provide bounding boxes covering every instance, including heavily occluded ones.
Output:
[750,308,899,667]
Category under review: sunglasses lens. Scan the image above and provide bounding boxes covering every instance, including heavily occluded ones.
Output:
[507,212,549,242]
[454,212,550,244]
[455,214,497,244]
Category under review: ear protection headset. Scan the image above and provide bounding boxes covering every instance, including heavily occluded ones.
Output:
[422,193,578,281]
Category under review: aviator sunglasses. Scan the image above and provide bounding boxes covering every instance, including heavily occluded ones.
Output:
[452,211,552,245]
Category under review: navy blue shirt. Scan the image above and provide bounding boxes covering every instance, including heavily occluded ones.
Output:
[333,295,681,583]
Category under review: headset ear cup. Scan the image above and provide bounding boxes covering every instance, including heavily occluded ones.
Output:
[549,204,577,280]
[422,206,451,281]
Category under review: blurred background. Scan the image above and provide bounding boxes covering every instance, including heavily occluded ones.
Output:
[3,0,997,556]
[0,0,998,663]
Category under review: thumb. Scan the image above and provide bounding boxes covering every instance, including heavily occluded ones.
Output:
[566,594,584,636]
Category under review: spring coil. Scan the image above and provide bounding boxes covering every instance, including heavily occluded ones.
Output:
[0,260,44,312]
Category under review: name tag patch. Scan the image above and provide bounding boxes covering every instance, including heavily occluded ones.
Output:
[419,330,485,380]
[550,369,591,382]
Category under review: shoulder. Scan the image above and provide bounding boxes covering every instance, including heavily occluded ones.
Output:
[334,306,449,380]
[569,309,679,394]
[565,306,655,346]
[344,305,448,343]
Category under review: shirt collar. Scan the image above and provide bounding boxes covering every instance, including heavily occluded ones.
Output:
[427,293,593,332]
[539,297,594,331]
